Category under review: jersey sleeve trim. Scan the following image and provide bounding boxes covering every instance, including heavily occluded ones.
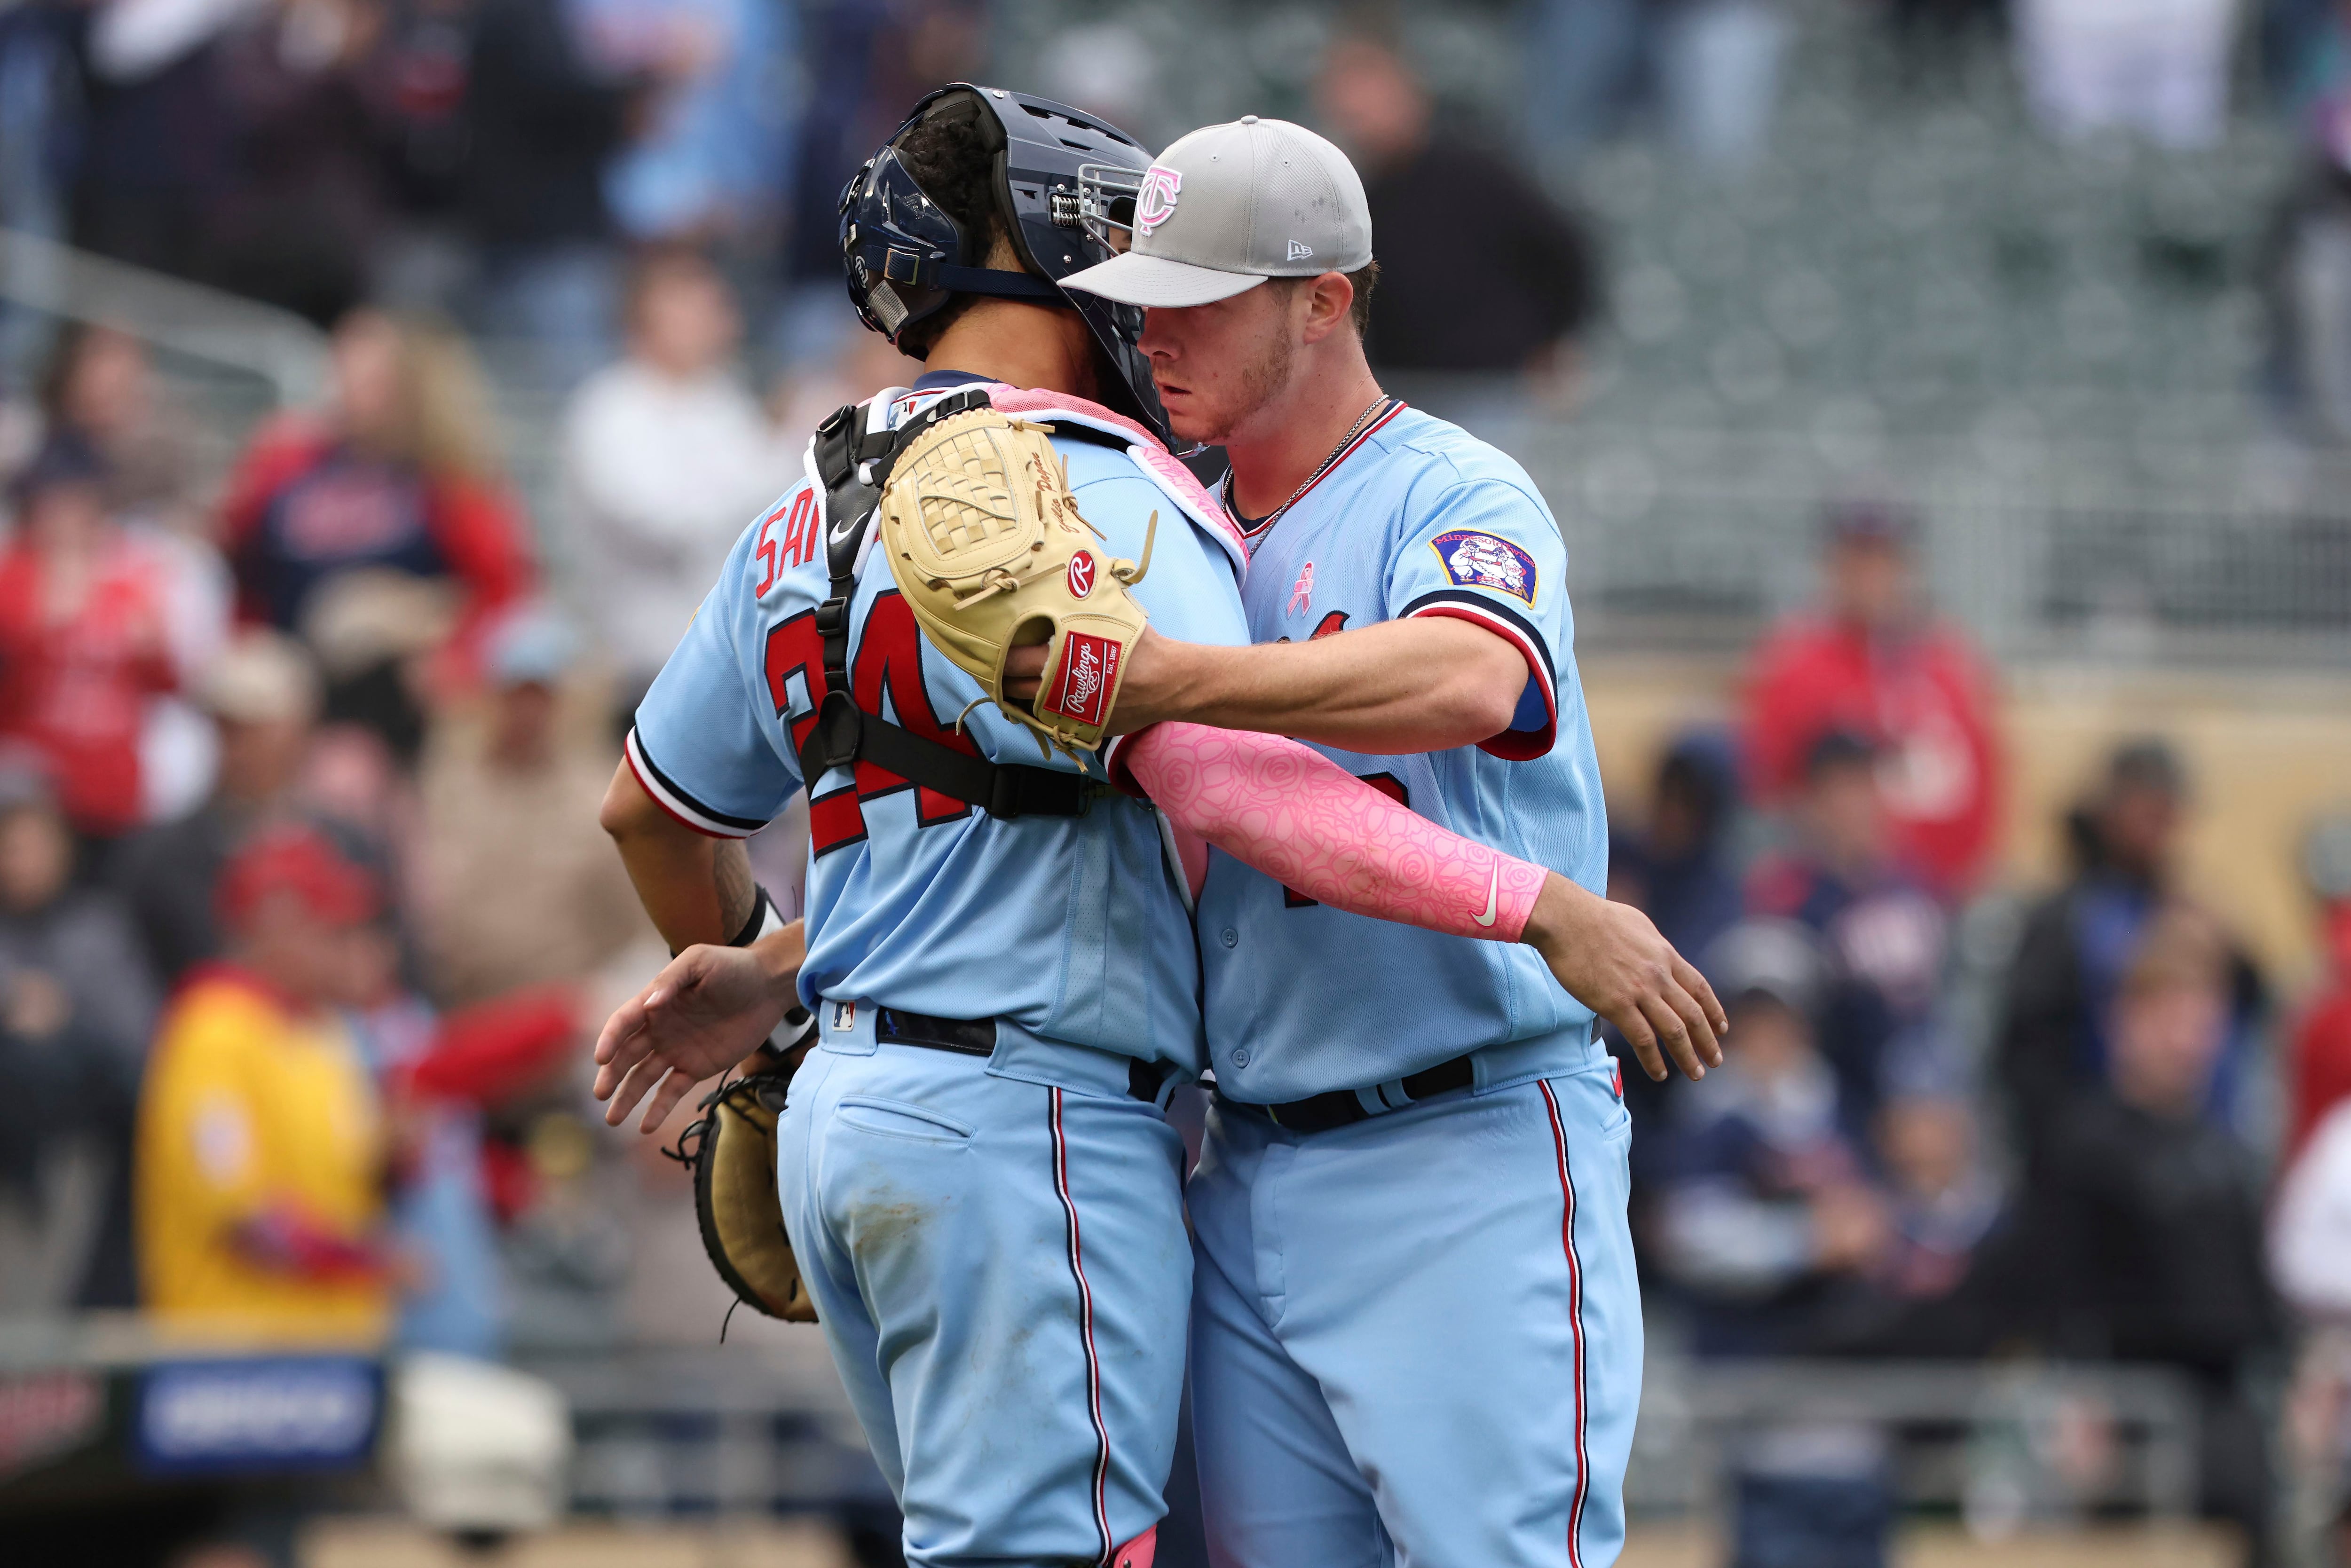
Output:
[623,728,768,839]
[1399,589,1559,761]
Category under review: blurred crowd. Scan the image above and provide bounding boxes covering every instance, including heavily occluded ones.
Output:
[0,263,899,1354]
[1606,497,2351,1566]
[0,3,2349,1567]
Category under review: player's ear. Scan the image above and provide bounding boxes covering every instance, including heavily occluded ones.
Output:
[1300,271,1357,346]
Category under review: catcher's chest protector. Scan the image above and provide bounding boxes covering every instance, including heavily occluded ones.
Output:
[800,389,1095,820]
[877,407,1154,760]
[801,386,1212,813]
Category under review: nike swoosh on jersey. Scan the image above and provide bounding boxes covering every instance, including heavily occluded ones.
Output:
[1474,864,1499,927]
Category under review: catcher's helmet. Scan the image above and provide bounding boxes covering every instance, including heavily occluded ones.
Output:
[839,84,1168,443]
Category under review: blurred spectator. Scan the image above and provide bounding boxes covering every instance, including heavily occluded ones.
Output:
[1523,0,1789,169]
[1650,918,1894,1567]
[461,0,673,387]
[1748,730,1951,1121]
[2022,905,2283,1565]
[0,763,161,1103]
[1863,1088,2003,1309]
[35,324,238,821]
[2289,814,2351,1156]
[1741,498,2001,900]
[1653,920,1884,1353]
[769,327,929,444]
[1609,732,1745,1168]
[0,436,184,840]
[1315,34,1600,405]
[296,718,418,876]
[1615,730,1744,974]
[415,605,646,1006]
[572,0,796,247]
[201,0,405,326]
[560,246,795,721]
[65,0,245,280]
[114,631,321,985]
[2016,0,2236,150]
[2268,101,2351,447]
[351,938,581,1358]
[135,823,398,1339]
[217,308,534,748]
[0,762,160,1308]
[0,2,73,376]
[68,0,406,323]
[1035,16,1172,149]
[1997,738,2266,1165]
[37,322,208,531]
[2267,0,2350,116]
[1817,1086,2027,1360]
[2269,1084,2351,1563]
[0,940,134,1315]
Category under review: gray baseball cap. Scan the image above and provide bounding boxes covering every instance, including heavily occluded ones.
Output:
[1060,116,1373,308]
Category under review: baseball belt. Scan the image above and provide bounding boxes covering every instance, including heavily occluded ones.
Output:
[1217,1053,1478,1135]
[873,1007,1171,1105]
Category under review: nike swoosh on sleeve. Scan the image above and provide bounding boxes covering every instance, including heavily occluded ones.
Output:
[1474,864,1499,928]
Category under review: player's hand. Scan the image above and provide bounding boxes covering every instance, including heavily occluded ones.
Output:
[594,927,805,1134]
[1003,627,1180,734]
[1004,642,1048,702]
[1521,874,1726,1083]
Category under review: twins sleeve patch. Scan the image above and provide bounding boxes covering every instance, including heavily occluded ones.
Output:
[1429,530,1538,604]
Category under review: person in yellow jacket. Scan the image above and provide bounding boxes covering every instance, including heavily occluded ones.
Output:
[136,823,396,1341]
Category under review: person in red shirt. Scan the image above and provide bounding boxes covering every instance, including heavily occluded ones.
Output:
[0,438,180,838]
[215,310,535,708]
[1741,498,2003,899]
[2288,814,2351,1160]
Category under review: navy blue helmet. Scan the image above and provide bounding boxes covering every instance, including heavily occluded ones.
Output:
[838,84,1168,443]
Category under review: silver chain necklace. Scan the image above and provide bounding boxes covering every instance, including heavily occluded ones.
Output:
[1224,395,1399,554]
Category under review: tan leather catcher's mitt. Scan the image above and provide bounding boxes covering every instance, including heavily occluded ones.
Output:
[674,1067,816,1324]
[876,408,1155,761]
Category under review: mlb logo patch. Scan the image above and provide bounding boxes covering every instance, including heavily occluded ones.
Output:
[1043,632,1121,727]
[1430,530,1537,605]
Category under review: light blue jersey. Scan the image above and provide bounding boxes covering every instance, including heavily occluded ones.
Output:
[627,378,1251,1072]
[1196,403,1611,1103]
[1187,403,1638,1568]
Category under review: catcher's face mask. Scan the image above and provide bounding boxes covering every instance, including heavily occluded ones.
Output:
[839,84,1171,445]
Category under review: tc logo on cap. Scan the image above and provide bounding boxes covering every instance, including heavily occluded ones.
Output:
[1135,166,1182,235]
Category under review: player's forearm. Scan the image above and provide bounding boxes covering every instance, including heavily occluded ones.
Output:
[1114,620,1523,754]
[600,762,760,951]
[1123,723,1546,940]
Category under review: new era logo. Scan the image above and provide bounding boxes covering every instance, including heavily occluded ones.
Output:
[1287,239,1313,261]
[1043,632,1121,727]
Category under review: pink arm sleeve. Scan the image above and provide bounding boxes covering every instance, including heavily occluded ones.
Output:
[1119,723,1547,941]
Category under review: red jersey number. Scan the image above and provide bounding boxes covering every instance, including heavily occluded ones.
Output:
[763,591,984,856]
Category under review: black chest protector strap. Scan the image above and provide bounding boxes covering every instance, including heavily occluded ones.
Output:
[797,391,1094,821]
